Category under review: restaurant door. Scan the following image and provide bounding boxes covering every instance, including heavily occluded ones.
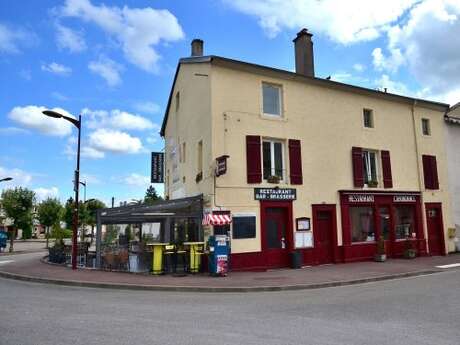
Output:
[313,205,336,264]
[261,202,292,268]
[426,203,445,256]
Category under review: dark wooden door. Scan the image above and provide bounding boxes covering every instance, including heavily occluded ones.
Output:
[426,203,445,256]
[378,206,393,257]
[264,207,289,267]
[314,209,334,264]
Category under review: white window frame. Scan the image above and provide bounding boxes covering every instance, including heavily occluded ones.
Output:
[262,139,285,182]
[262,82,283,117]
[363,108,374,129]
[421,118,431,136]
[362,149,379,185]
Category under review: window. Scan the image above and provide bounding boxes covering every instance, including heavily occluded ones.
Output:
[350,206,375,243]
[422,155,439,190]
[180,142,186,163]
[232,216,256,239]
[196,140,203,182]
[422,118,431,136]
[362,150,378,185]
[395,206,415,240]
[262,83,282,116]
[262,140,284,180]
[363,109,374,128]
[175,91,180,112]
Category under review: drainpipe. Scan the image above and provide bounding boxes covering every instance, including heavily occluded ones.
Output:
[411,100,426,251]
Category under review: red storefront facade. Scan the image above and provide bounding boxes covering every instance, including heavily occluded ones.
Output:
[339,190,426,262]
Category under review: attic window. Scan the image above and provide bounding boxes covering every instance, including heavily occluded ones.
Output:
[363,109,374,128]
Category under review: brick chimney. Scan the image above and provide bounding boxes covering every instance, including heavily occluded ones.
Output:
[191,39,203,57]
[293,28,314,77]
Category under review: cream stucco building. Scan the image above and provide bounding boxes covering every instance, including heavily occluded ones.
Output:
[161,30,454,270]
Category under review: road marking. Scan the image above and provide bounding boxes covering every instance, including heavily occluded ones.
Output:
[0,260,14,265]
[436,263,460,269]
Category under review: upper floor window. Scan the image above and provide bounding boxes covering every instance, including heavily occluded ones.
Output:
[362,150,378,185]
[422,118,431,136]
[196,140,203,182]
[262,83,282,116]
[263,139,284,181]
[363,109,374,128]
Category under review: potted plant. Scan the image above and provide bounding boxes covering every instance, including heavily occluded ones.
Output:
[367,180,378,188]
[267,175,281,184]
[374,237,386,262]
[403,236,417,259]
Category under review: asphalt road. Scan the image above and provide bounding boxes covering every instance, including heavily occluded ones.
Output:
[1,270,460,345]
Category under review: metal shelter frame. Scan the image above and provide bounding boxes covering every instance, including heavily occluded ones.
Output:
[95,194,203,268]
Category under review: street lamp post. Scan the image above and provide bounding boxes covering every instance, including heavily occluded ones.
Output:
[42,110,81,270]
[0,177,13,182]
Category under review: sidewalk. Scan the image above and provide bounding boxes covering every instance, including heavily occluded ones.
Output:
[1,252,459,292]
[0,240,47,256]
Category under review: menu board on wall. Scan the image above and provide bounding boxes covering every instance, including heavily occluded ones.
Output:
[295,231,313,248]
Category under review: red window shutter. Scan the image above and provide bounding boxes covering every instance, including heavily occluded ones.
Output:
[422,155,436,189]
[431,155,439,189]
[352,147,364,187]
[381,150,393,188]
[288,139,303,185]
[246,135,262,183]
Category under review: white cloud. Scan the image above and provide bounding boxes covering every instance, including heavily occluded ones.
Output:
[225,0,417,43]
[58,0,184,72]
[82,108,156,131]
[8,105,74,137]
[51,91,69,101]
[88,56,123,87]
[0,166,32,188]
[34,187,59,201]
[0,127,30,135]
[55,23,87,52]
[0,23,33,53]
[375,74,410,95]
[41,62,72,76]
[80,173,101,184]
[64,136,105,159]
[353,63,365,72]
[121,173,150,187]
[371,47,405,73]
[88,129,143,154]
[372,0,460,104]
[133,101,161,114]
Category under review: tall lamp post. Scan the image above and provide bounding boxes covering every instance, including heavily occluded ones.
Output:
[42,110,81,270]
[0,177,13,182]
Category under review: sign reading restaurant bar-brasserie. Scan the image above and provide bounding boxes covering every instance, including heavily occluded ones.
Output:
[348,195,374,203]
[255,188,297,201]
[393,195,416,202]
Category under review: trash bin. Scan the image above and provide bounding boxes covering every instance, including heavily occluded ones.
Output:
[289,250,303,269]
[207,235,229,276]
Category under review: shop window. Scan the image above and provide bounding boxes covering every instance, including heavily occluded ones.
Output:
[379,207,390,240]
[363,109,374,128]
[263,140,284,181]
[350,207,375,243]
[422,118,431,136]
[170,218,201,243]
[262,83,282,116]
[394,206,415,240]
[232,216,256,239]
[362,150,378,186]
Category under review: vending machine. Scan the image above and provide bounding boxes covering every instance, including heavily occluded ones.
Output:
[207,235,229,276]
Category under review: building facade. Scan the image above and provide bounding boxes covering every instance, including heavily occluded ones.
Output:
[445,104,460,245]
[161,31,454,270]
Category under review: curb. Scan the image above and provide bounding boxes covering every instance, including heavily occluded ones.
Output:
[0,267,444,293]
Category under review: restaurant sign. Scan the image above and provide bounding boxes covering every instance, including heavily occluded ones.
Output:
[393,195,416,202]
[215,155,229,177]
[254,188,296,201]
[151,152,164,183]
[348,195,374,203]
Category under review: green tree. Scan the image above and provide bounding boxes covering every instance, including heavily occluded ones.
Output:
[85,199,106,243]
[1,187,35,252]
[144,185,162,205]
[63,197,74,229]
[37,198,63,248]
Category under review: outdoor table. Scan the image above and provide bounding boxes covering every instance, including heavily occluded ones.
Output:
[183,242,205,273]
[146,243,169,275]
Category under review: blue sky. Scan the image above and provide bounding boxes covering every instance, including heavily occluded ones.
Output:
[1,0,459,205]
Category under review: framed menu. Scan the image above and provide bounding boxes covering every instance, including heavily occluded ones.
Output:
[296,217,311,231]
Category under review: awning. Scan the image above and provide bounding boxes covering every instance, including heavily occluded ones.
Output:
[202,214,232,226]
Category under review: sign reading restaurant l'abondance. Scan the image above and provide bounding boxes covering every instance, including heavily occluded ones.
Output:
[254,188,297,201]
